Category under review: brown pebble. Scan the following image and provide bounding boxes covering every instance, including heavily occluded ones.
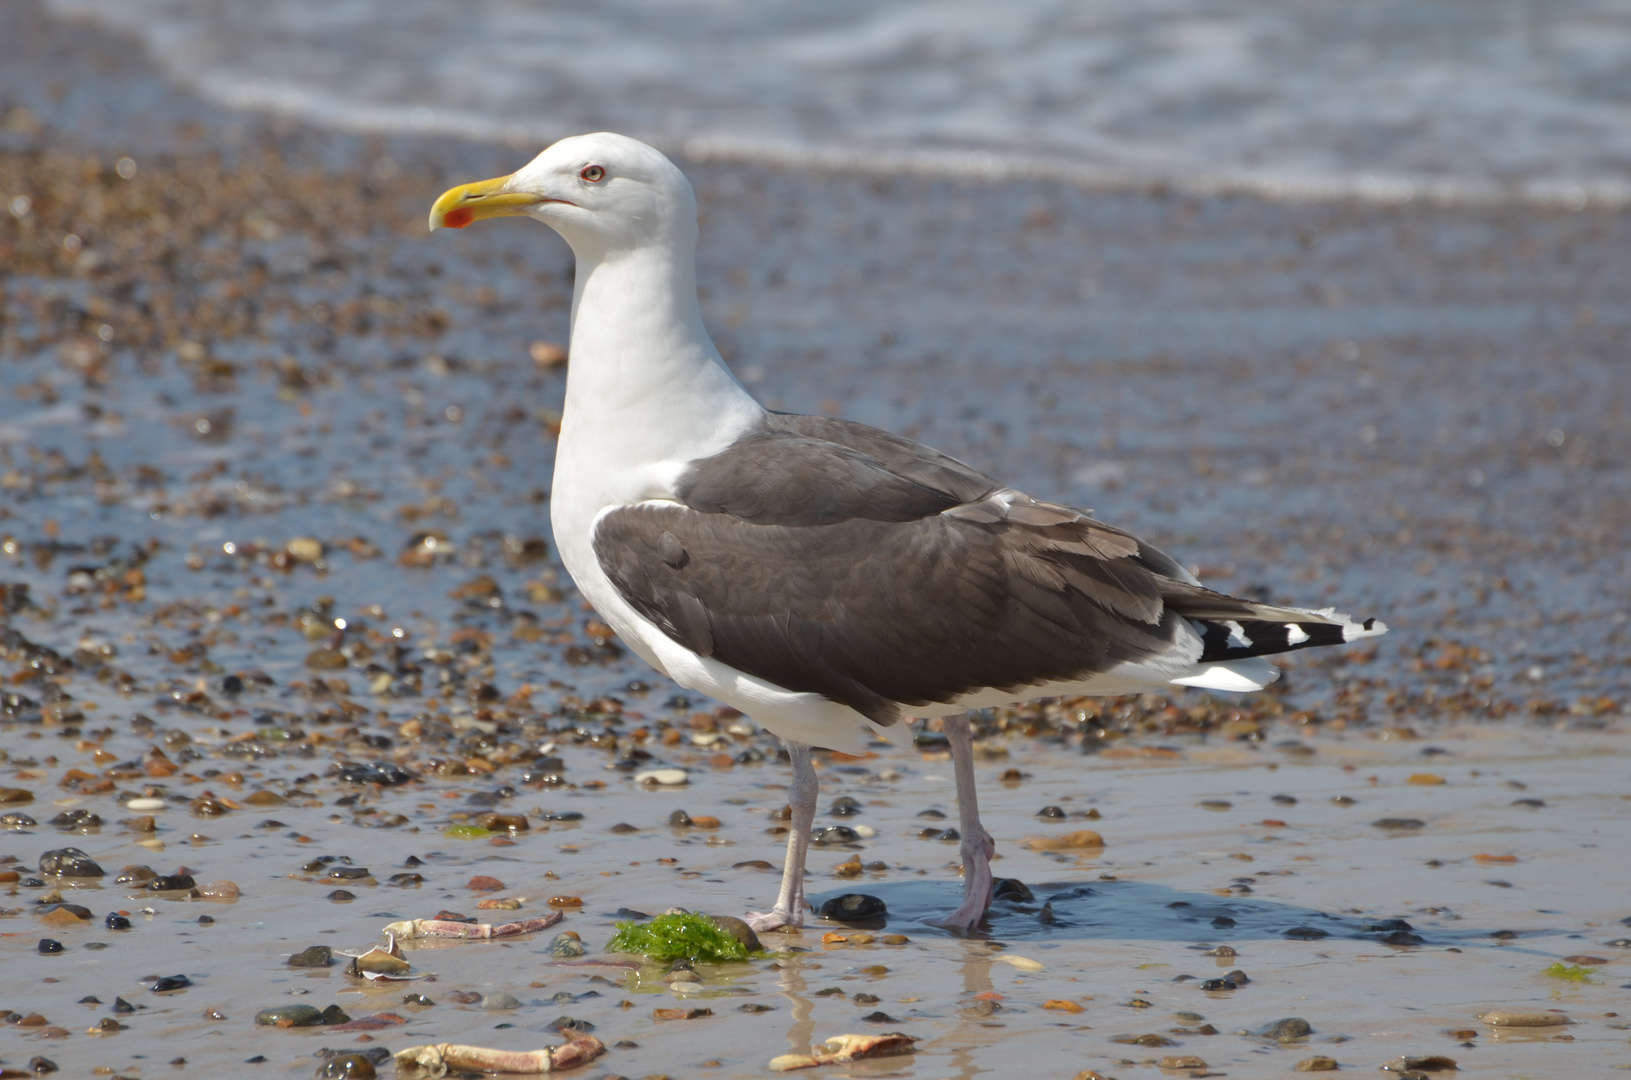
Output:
[547,896,583,908]
[1562,955,1606,965]
[1295,1057,1339,1072]
[653,1007,712,1020]
[1024,829,1104,851]
[194,880,240,899]
[474,812,529,833]
[39,907,89,927]
[834,855,863,878]
[689,815,721,829]
[466,875,505,891]
[476,897,522,910]
[1159,1057,1207,1070]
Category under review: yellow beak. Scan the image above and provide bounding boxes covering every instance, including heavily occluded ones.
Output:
[427,173,540,231]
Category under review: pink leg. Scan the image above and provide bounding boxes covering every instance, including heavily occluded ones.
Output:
[746,740,816,931]
[927,714,994,934]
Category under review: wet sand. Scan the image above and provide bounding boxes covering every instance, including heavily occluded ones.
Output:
[2,1,1629,1076]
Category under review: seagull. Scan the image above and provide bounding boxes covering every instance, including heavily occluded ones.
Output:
[429,133,1386,934]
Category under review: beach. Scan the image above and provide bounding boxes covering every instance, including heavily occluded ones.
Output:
[1,1,1629,1076]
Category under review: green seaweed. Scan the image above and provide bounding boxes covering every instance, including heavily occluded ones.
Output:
[606,912,750,963]
[1541,963,1594,982]
[443,824,494,839]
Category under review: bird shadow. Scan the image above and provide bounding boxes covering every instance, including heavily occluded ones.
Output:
[808,878,1574,955]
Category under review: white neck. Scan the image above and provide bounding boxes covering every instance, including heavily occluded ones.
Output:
[554,235,763,505]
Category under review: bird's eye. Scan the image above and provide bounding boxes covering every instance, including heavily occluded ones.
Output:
[580,165,605,183]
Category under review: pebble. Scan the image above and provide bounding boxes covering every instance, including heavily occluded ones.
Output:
[1383,1055,1457,1073]
[316,1053,378,1079]
[992,878,1034,902]
[1025,829,1105,851]
[328,890,355,902]
[830,796,862,816]
[38,938,64,954]
[1479,1011,1571,1027]
[1260,1017,1312,1041]
[996,954,1044,972]
[1295,1057,1339,1071]
[125,798,166,812]
[288,945,335,968]
[255,1005,326,1027]
[104,914,131,930]
[636,769,688,786]
[547,932,587,958]
[151,975,192,992]
[1159,1058,1207,1070]
[709,915,763,953]
[473,813,528,833]
[466,875,505,891]
[834,855,863,877]
[194,880,240,899]
[145,874,197,891]
[1,812,36,828]
[1373,818,1426,830]
[817,894,887,923]
[481,992,522,1011]
[38,847,105,878]
[548,896,583,908]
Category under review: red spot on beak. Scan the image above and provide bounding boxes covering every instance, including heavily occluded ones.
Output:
[442,207,474,229]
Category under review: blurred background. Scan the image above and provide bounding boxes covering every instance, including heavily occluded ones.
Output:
[39,0,1631,205]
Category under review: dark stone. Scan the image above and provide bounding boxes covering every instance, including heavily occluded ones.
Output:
[316,1054,377,1079]
[852,993,880,1004]
[328,890,356,902]
[28,1057,58,1075]
[1036,805,1066,819]
[197,916,214,925]
[667,810,692,826]
[609,823,641,833]
[114,865,157,884]
[1271,794,1298,805]
[861,1011,897,1023]
[402,994,434,1006]
[615,907,649,919]
[829,796,862,816]
[1372,818,1426,830]
[38,847,105,878]
[1511,798,1545,809]
[256,1005,327,1026]
[319,1005,350,1025]
[938,828,961,841]
[1211,916,1236,928]
[335,762,414,787]
[1284,926,1329,940]
[1039,902,1056,924]
[915,809,946,819]
[817,893,887,924]
[49,809,102,829]
[326,866,371,880]
[550,1016,595,1033]
[1380,930,1425,946]
[38,938,63,954]
[0,812,36,828]
[1259,1017,1313,1041]
[542,810,584,821]
[812,825,860,845]
[387,873,424,886]
[992,878,1034,903]
[151,975,192,992]
[1490,930,1519,940]
[738,1003,774,1013]
[287,945,335,968]
[112,997,135,1013]
[1363,919,1414,933]
[145,874,197,891]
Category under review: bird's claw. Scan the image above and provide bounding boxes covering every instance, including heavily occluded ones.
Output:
[744,909,801,932]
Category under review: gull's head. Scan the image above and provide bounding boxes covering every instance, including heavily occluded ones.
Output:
[428,132,694,254]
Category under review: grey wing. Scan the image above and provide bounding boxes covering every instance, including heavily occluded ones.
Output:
[593,413,1379,726]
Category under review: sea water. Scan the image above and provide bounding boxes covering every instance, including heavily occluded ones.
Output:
[44,0,1631,206]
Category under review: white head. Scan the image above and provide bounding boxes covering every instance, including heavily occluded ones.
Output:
[429,133,696,258]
